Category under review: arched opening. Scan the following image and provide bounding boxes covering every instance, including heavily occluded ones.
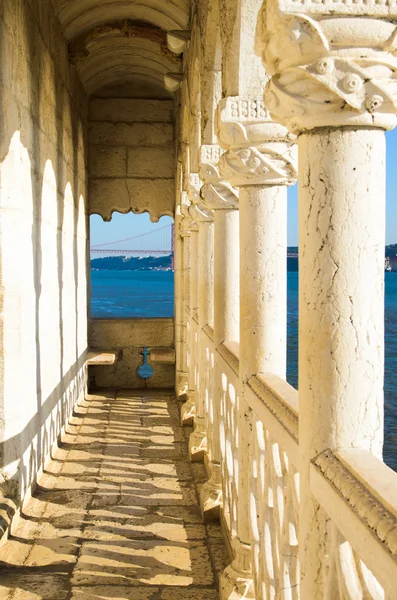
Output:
[90,212,174,318]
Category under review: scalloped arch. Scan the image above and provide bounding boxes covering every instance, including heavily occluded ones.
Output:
[90,206,174,223]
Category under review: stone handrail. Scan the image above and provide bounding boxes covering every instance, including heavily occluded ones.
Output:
[196,318,397,598]
[311,448,397,598]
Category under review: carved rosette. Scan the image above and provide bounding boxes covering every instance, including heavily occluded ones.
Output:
[217,97,297,187]
[257,2,397,132]
[199,144,239,210]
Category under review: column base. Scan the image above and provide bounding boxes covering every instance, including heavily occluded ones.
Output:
[219,540,254,600]
[176,371,188,401]
[189,417,207,462]
[181,393,195,425]
[199,462,222,522]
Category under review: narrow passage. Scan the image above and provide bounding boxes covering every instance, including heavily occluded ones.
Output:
[0,391,229,599]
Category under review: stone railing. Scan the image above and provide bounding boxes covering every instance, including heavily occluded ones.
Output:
[184,328,397,598]
[176,67,397,595]
[312,449,397,599]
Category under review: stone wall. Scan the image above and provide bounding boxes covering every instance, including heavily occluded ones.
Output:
[89,319,175,389]
[0,0,88,522]
[88,98,175,222]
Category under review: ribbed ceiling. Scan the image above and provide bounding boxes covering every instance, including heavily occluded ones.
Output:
[52,0,189,96]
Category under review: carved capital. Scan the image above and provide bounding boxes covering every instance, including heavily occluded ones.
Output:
[219,142,297,187]
[216,97,297,187]
[258,3,397,132]
[217,96,292,147]
[199,144,239,210]
[189,202,213,223]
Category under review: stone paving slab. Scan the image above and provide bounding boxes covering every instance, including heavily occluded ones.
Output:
[0,391,229,599]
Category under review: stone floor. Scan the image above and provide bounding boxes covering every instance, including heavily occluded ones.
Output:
[0,391,229,599]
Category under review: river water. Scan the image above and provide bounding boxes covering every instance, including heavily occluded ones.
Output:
[91,269,397,470]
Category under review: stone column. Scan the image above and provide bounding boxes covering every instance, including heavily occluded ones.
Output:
[181,221,199,424]
[258,3,397,595]
[199,144,240,520]
[188,201,214,460]
[179,195,198,419]
[174,206,188,398]
[217,97,297,598]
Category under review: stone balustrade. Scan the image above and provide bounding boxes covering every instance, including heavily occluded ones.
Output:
[178,77,397,595]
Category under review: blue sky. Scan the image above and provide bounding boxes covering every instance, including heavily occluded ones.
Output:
[90,129,397,247]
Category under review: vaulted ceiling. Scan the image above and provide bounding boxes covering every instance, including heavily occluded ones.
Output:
[52,0,190,97]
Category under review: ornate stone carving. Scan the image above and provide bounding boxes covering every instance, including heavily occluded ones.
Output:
[313,450,397,557]
[257,2,397,132]
[247,375,299,444]
[219,143,297,187]
[189,201,214,223]
[216,97,297,187]
[199,144,239,210]
[217,97,293,147]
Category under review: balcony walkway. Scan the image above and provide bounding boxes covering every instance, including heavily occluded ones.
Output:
[0,391,228,600]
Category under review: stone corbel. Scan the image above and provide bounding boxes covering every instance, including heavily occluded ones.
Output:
[217,97,297,188]
[179,191,198,236]
[167,30,190,54]
[257,0,397,133]
[164,72,183,93]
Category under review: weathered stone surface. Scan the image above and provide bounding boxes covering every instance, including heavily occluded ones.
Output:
[88,96,175,221]
[127,147,175,178]
[0,0,88,540]
[89,99,174,123]
[0,392,226,597]
[89,122,174,147]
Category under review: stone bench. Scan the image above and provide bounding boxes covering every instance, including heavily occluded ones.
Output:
[149,348,176,364]
[86,350,122,366]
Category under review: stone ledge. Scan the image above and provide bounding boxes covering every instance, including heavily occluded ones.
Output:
[150,348,176,364]
[86,350,122,366]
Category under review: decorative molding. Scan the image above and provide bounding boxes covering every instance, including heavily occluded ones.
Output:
[217,343,239,377]
[203,324,214,343]
[313,450,397,558]
[258,4,397,132]
[247,375,299,443]
[277,0,397,18]
[89,205,174,223]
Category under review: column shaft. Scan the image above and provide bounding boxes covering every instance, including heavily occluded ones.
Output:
[182,235,191,375]
[188,231,199,393]
[298,129,385,597]
[238,184,287,545]
[214,210,240,346]
[189,221,214,460]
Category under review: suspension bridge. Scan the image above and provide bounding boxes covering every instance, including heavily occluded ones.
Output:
[91,223,175,257]
[91,223,299,261]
